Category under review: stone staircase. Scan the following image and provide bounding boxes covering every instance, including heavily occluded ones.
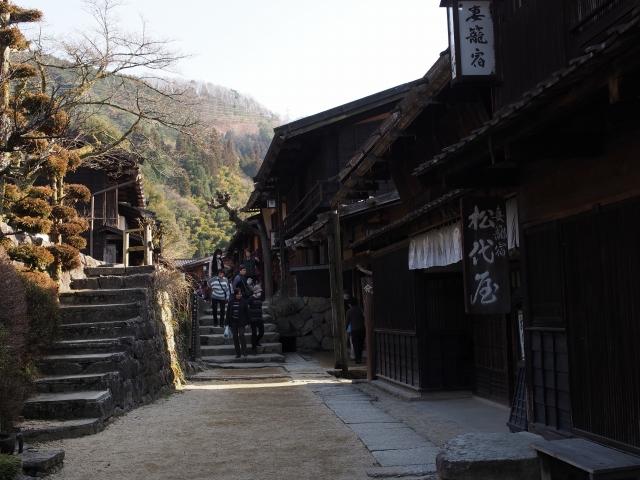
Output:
[199,302,285,365]
[19,265,174,441]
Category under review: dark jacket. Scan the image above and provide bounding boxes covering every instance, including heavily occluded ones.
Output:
[232,274,252,298]
[346,305,365,332]
[226,297,250,328]
[249,298,263,324]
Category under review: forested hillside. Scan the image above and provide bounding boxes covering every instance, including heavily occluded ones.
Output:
[93,82,278,259]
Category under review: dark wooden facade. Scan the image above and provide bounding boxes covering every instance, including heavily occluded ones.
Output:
[412,0,640,453]
[239,0,640,455]
[248,83,415,299]
[66,164,150,264]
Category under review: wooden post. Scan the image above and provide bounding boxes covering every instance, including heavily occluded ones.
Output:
[89,195,95,258]
[327,211,349,374]
[123,230,130,267]
[144,223,153,266]
[277,190,289,296]
[361,276,375,381]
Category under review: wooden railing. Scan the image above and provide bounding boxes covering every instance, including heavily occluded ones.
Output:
[374,329,420,389]
[283,181,325,234]
[283,180,340,234]
[122,224,153,267]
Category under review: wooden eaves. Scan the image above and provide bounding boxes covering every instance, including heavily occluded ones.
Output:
[332,51,452,207]
[246,80,420,210]
[412,12,640,178]
[349,188,468,251]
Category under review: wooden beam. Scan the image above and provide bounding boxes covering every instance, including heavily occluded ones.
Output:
[327,211,349,374]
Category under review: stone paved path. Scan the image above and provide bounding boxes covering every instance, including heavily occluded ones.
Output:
[44,363,375,479]
[41,353,506,479]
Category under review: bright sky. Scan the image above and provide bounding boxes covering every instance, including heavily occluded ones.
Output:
[25,0,448,120]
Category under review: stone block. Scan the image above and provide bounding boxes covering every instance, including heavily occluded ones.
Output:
[321,337,334,351]
[436,432,542,480]
[297,334,320,352]
[98,276,124,289]
[21,448,65,477]
[301,318,314,335]
[312,325,324,343]
[307,296,331,313]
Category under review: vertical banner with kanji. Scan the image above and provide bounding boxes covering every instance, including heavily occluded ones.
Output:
[447,1,496,81]
[461,197,510,314]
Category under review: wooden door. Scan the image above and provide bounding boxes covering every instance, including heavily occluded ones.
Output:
[562,200,640,450]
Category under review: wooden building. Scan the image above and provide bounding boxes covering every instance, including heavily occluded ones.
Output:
[333,51,519,404]
[413,2,640,453]
[240,0,640,458]
[67,159,155,265]
[247,81,417,299]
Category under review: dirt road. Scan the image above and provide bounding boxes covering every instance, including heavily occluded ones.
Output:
[46,375,375,480]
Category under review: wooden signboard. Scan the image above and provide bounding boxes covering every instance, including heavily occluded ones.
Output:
[461,197,510,314]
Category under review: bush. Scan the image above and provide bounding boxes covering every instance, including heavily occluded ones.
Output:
[56,220,86,237]
[0,454,21,480]
[0,248,30,432]
[11,216,52,235]
[65,184,91,203]
[7,244,54,271]
[65,235,87,250]
[19,270,59,359]
[12,197,51,218]
[47,243,80,271]
[50,205,75,221]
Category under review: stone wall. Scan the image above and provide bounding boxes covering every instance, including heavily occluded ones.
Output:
[264,295,334,352]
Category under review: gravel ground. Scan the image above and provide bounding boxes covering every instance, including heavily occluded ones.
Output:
[44,377,375,480]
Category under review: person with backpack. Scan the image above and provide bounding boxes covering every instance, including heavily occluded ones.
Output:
[225,288,250,358]
[232,264,253,298]
[209,269,231,327]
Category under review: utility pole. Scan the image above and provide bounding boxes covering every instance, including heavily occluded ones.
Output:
[327,210,349,375]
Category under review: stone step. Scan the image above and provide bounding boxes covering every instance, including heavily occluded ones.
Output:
[85,265,155,277]
[34,372,121,394]
[49,337,134,355]
[199,323,277,334]
[36,352,133,377]
[200,331,279,346]
[71,274,153,290]
[18,418,105,442]
[59,288,147,305]
[202,353,285,365]
[22,390,114,420]
[59,317,148,340]
[201,342,282,356]
[59,303,141,325]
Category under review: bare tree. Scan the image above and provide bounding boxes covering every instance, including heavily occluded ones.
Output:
[209,191,274,300]
[0,0,196,277]
[31,0,197,166]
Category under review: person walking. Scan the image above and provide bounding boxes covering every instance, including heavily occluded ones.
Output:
[242,249,258,281]
[225,288,250,358]
[232,265,252,298]
[212,249,224,275]
[346,301,366,364]
[209,270,231,327]
[249,282,264,354]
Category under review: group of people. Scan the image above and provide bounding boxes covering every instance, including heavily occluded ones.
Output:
[207,249,264,358]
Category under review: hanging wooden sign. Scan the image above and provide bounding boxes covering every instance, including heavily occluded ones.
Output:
[444,1,496,82]
[461,196,510,314]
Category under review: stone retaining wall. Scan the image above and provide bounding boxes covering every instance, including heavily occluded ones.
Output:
[264,295,334,352]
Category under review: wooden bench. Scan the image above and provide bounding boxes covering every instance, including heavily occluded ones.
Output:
[532,438,640,480]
